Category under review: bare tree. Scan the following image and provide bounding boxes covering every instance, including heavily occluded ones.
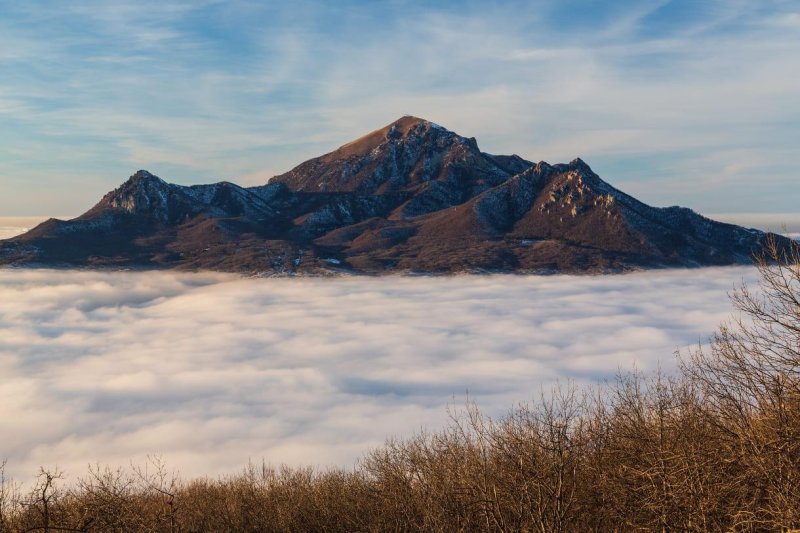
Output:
[133,456,180,533]
[684,237,800,530]
[0,461,21,533]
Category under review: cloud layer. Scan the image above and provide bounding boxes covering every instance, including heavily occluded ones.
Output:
[0,267,759,484]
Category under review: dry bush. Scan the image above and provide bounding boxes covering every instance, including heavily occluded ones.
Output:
[682,238,800,530]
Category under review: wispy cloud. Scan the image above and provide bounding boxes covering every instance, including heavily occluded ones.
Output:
[0,267,758,484]
[0,0,798,215]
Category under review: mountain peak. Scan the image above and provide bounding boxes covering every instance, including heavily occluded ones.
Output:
[271,115,496,194]
[93,169,174,219]
[568,158,592,173]
[391,114,428,127]
[385,115,453,134]
[129,169,164,183]
[330,115,450,161]
[386,115,456,137]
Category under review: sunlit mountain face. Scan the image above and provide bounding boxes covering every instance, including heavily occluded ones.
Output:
[1,118,790,274]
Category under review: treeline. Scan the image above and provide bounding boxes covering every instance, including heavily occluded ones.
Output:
[3,240,800,532]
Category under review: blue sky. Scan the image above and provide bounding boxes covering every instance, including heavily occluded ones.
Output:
[0,0,798,216]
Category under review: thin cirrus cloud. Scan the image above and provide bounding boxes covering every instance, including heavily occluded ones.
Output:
[0,266,759,484]
[0,1,798,215]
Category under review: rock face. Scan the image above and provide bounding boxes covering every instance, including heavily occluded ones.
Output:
[0,116,787,274]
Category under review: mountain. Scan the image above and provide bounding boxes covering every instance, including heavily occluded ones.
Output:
[0,116,788,274]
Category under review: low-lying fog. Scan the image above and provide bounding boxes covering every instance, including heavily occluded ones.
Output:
[0,266,760,484]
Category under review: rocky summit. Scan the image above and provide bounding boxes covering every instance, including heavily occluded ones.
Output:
[0,116,788,275]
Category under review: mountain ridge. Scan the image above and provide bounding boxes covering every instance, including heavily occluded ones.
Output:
[0,116,787,275]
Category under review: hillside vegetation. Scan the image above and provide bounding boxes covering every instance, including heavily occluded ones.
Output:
[3,239,800,532]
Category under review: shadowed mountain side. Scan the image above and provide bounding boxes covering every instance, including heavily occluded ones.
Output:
[0,116,787,274]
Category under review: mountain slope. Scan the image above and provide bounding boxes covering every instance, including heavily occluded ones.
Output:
[0,117,787,274]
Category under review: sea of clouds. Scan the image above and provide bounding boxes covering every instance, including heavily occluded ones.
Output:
[0,265,761,485]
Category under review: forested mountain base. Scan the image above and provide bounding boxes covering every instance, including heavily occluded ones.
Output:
[3,239,800,532]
